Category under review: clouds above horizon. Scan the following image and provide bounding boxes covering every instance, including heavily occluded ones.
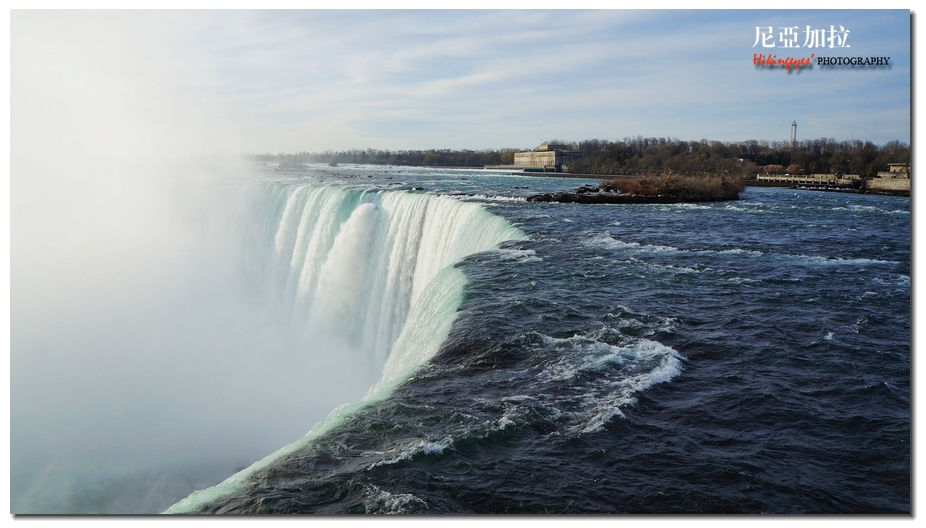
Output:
[13,9,912,153]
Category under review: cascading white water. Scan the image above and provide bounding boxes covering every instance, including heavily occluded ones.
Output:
[270,184,524,369]
[165,182,524,513]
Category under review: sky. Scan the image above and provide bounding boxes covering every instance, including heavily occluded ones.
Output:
[11,9,912,155]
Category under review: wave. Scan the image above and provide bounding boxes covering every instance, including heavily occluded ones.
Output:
[165,183,525,513]
[494,248,543,263]
[532,333,684,433]
[362,485,429,514]
[449,193,528,202]
[330,329,684,487]
[584,233,899,267]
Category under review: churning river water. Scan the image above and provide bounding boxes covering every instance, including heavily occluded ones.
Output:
[13,164,910,514]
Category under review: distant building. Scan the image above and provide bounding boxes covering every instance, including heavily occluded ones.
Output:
[876,163,910,179]
[513,142,581,172]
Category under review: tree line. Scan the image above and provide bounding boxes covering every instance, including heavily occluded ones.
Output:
[254,148,518,168]
[562,137,910,177]
[252,137,909,177]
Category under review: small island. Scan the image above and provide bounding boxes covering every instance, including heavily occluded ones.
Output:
[527,174,744,204]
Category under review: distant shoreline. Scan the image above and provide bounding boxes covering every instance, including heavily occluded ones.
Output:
[507,172,605,179]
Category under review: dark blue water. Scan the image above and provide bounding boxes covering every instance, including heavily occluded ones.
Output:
[183,166,911,514]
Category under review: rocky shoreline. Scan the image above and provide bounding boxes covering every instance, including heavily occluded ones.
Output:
[525,192,741,204]
[526,178,743,204]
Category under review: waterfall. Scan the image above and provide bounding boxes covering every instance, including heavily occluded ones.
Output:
[165,182,524,513]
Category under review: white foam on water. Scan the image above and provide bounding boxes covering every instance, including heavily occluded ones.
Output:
[363,485,428,514]
[717,248,765,256]
[586,233,897,267]
[532,333,685,434]
[458,193,528,202]
[721,204,751,212]
[367,436,456,470]
[421,438,454,455]
[494,248,543,263]
[872,275,910,289]
[790,254,899,266]
[627,257,705,275]
[670,203,712,210]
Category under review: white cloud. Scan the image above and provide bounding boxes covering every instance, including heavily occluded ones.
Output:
[13,10,911,151]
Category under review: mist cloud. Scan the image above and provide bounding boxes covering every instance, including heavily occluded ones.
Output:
[11,11,374,513]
